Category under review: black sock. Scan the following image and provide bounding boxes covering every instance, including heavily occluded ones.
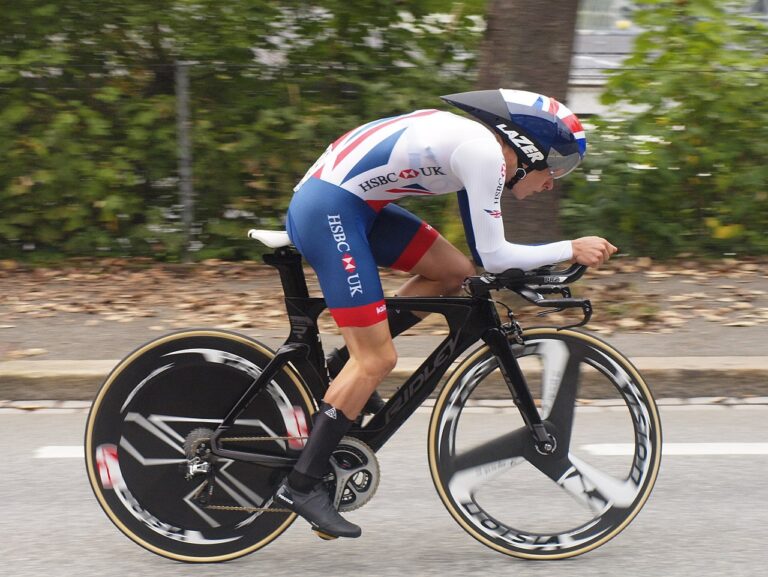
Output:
[286,469,319,493]
[288,402,352,492]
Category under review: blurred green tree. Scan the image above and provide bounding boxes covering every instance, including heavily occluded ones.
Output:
[0,1,484,260]
[475,0,579,245]
[563,0,768,257]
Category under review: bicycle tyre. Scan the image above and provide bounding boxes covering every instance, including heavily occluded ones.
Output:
[428,327,662,559]
[84,329,316,563]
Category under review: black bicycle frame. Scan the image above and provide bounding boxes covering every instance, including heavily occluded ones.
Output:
[210,247,550,464]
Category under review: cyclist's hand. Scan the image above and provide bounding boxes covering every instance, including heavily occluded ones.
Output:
[571,236,617,267]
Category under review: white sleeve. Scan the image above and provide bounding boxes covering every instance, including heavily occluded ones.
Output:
[450,138,573,273]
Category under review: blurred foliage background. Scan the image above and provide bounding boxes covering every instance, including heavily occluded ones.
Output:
[0,0,766,262]
[563,0,768,257]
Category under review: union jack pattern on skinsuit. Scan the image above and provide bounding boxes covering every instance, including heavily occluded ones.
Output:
[314,110,439,185]
[296,110,487,208]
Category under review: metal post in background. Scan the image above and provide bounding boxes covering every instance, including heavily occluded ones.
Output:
[175,61,194,262]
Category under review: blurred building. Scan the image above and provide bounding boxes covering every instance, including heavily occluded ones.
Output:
[569,0,768,115]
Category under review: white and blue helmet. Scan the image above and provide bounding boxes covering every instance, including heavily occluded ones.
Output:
[442,89,587,179]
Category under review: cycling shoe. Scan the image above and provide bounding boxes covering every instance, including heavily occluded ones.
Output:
[275,481,362,539]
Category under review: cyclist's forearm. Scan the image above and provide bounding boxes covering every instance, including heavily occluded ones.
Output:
[477,240,573,273]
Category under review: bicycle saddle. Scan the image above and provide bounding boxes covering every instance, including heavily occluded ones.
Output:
[248,229,292,248]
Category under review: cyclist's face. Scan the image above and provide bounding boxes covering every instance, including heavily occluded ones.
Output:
[510,168,555,200]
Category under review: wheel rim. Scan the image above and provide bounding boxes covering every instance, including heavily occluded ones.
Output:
[429,329,662,559]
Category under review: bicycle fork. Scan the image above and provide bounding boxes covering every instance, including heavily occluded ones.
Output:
[483,328,556,455]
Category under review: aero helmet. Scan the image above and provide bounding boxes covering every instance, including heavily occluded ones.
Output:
[441,89,586,181]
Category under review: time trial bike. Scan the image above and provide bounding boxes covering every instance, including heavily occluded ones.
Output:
[84,229,662,562]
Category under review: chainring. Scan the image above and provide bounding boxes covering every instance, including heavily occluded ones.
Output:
[327,437,380,513]
[179,430,379,514]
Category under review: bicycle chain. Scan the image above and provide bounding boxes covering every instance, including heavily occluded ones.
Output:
[219,435,309,443]
[206,504,292,513]
[190,434,308,514]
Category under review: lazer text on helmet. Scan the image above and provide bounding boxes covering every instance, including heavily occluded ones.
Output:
[495,124,545,163]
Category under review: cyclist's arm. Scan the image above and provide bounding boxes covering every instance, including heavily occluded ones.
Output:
[450,138,572,273]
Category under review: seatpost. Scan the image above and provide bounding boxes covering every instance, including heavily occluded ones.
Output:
[262,247,329,391]
[262,247,309,298]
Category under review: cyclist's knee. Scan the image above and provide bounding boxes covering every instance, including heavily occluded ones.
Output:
[439,258,476,294]
[354,342,397,380]
[372,344,398,376]
[458,258,477,283]
[341,319,398,380]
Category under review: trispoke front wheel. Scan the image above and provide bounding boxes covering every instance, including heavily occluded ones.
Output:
[428,328,662,559]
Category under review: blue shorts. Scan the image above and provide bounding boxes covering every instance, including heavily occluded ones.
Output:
[286,178,439,327]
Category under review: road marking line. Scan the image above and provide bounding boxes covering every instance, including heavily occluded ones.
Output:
[35,442,768,459]
[582,443,768,456]
[34,446,83,459]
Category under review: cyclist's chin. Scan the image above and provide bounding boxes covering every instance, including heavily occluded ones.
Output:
[512,188,536,200]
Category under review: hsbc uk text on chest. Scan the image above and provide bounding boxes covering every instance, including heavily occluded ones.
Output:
[358,166,445,193]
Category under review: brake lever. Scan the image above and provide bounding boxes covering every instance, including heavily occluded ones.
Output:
[536,300,592,329]
[579,301,593,328]
[516,287,592,329]
[562,300,592,329]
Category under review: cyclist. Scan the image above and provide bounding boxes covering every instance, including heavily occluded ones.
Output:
[275,89,617,538]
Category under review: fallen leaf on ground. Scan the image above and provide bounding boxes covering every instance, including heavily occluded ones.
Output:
[7,348,48,359]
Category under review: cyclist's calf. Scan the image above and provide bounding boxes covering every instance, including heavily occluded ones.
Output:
[325,322,398,418]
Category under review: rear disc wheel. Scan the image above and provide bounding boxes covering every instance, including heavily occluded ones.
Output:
[84,330,315,562]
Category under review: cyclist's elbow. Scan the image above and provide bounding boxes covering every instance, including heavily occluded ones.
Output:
[476,249,508,274]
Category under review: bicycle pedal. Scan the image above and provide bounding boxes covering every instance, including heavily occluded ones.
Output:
[312,529,339,541]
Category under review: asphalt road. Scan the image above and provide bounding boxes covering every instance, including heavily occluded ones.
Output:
[3,405,767,577]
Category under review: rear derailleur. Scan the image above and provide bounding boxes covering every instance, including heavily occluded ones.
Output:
[181,427,218,506]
